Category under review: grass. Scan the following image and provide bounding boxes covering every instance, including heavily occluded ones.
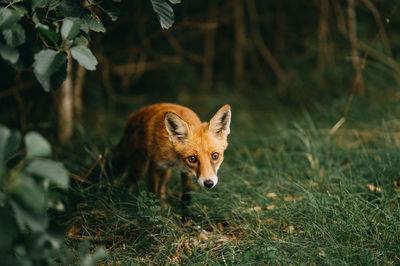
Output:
[56,94,400,264]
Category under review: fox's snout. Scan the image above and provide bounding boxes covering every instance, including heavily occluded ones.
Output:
[204,180,214,188]
[198,175,218,189]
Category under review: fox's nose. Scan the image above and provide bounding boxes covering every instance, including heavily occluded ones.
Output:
[204,180,214,188]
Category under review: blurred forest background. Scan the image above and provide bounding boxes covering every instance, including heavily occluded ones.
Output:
[2,0,400,264]
[1,0,399,140]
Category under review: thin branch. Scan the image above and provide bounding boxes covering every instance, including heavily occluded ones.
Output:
[73,64,86,119]
[361,0,392,57]
[347,0,365,95]
[0,81,36,98]
[165,31,204,63]
[246,0,287,83]
[233,0,246,92]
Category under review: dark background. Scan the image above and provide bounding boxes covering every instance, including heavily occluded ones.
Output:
[1,0,399,142]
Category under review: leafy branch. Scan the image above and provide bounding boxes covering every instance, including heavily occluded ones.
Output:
[0,0,181,92]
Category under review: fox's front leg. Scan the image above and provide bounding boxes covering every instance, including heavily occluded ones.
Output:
[148,161,171,208]
[181,172,193,205]
[148,161,160,196]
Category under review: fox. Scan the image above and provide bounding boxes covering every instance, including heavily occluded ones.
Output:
[111,103,231,206]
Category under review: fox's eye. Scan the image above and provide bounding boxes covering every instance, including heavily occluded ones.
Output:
[211,152,219,160]
[188,155,198,163]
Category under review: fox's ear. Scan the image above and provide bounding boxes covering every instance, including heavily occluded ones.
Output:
[209,104,231,138]
[165,112,190,143]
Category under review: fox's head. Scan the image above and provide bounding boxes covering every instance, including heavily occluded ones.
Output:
[164,105,231,189]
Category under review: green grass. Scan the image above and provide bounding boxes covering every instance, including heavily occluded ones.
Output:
[57,95,400,264]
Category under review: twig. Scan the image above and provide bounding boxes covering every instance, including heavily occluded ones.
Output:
[361,0,392,57]
[74,64,86,119]
[202,1,218,89]
[246,0,287,83]
[165,31,204,63]
[70,173,92,184]
[233,0,246,92]
[0,81,36,98]
[347,0,365,95]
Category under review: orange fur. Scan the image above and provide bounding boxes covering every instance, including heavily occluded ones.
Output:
[112,103,231,205]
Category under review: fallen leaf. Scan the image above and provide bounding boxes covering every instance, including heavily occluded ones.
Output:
[366,184,382,193]
[251,206,262,212]
[267,205,276,210]
[253,148,263,159]
[265,218,275,225]
[394,177,400,190]
[284,195,296,202]
[67,224,81,237]
[341,159,351,165]
[183,241,192,256]
[199,232,208,241]
[267,192,277,198]
[217,222,224,231]
[281,220,288,228]
[287,225,295,234]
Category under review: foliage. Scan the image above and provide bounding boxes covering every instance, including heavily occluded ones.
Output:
[150,0,180,29]
[0,125,106,265]
[0,0,180,92]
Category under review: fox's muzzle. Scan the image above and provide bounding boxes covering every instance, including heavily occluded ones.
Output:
[198,175,218,189]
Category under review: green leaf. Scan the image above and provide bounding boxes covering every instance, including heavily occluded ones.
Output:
[35,61,67,92]
[36,23,59,45]
[10,176,47,215]
[61,17,81,40]
[150,0,175,29]
[24,131,51,159]
[0,8,22,30]
[33,49,67,91]
[32,0,48,9]
[3,130,21,162]
[169,0,181,4]
[0,125,11,162]
[81,14,105,33]
[49,60,67,89]
[2,23,25,47]
[81,247,107,266]
[59,0,86,17]
[0,42,19,63]
[9,199,48,232]
[33,49,66,77]
[104,9,119,22]
[0,208,18,250]
[70,45,97,71]
[10,5,28,17]
[0,164,6,186]
[25,159,69,188]
[71,36,87,47]
[48,0,59,10]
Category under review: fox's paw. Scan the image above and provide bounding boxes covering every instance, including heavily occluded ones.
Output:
[159,197,171,210]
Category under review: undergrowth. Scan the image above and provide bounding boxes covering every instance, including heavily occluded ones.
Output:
[57,96,400,264]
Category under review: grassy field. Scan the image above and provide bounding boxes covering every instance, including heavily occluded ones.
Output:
[57,94,400,264]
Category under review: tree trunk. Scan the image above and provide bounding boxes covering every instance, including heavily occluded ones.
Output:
[347,0,365,95]
[332,1,347,36]
[317,0,332,67]
[202,1,217,89]
[57,50,74,142]
[246,0,287,84]
[275,1,285,56]
[74,64,86,120]
[233,0,246,93]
